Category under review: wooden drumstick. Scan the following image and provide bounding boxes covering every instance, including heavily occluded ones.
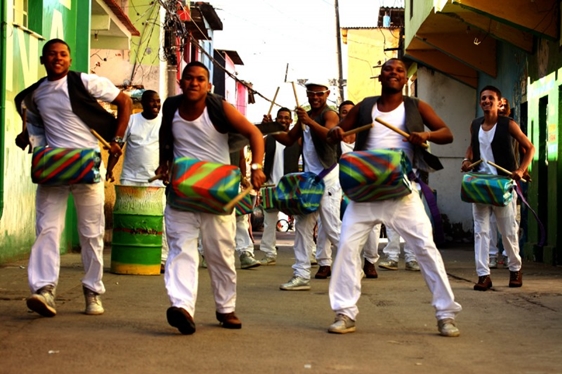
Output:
[267,87,280,116]
[374,117,429,149]
[148,174,163,183]
[343,123,373,137]
[468,159,483,169]
[90,129,112,150]
[22,106,27,132]
[486,161,527,183]
[224,185,254,212]
[291,81,299,107]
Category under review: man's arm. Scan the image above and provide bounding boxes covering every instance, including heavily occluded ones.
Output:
[223,102,266,189]
[109,92,132,157]
[295,108,339,140]
[416,100,453,145]
[327,101,361,143]
[461,124,474,172]
[509,119,535,180]
[273,119,302,147]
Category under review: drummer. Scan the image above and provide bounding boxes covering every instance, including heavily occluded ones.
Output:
[326,58,462,337]
[461,86,534,291]
[156,61,265,335]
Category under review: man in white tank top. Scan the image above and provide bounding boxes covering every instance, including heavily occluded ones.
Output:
[154,62,265,335]
[326,58,462,337]
[461,86,534,292]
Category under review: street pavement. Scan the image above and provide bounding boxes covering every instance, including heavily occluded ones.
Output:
[0,231,561,374]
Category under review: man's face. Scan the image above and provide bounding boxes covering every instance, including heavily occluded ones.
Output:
[498,98,508,115]
[379,60,407,93]
[339,104,354,119]
[142,93,161,118]
[306,85,329,109]
[480,90,499,113]
[180,66,211,101]
[40,42,72,80]
[276,110,292,130]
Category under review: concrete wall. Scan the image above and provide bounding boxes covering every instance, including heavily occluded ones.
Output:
[417,66,476,230]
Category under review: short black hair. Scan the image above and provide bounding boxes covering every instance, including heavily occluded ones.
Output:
[142,90,158,101]
[339,100,354,110]
[182,61,210,79]
[42,38,71,56]
[277,107,292,117]
[480,85,502,99]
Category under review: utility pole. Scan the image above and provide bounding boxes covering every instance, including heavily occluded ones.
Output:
[334,0,344,104]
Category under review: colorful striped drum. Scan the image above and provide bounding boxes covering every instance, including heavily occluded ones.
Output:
[31,146,101,185]
[461,173,516,206]
[260,186,277,211]
[235,194,256,216]
[274,172,325,215]
[168,157,241,214]
[110,185,164,275]
[339,149,412,202]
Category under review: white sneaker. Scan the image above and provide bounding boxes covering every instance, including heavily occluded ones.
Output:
[260,256,276,265]
[437,318,460,337]
[26,286,57,317]
[83,286,104,315]
[279,276,310,291]
[489,257,498,269]
[405,261,420,271]
[328,314,356,334]
[378,259,398,270]
[240,252,261,269]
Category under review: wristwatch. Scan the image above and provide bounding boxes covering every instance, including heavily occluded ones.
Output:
[250,163,263,171]
[112,136,125,147]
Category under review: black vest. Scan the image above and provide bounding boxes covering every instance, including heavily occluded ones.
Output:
[14,71,118,142]
[470,116,516,175]
[263,135,301,180]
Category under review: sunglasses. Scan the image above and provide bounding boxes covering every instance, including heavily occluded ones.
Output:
[306,90,329,97]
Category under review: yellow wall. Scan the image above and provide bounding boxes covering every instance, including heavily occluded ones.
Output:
[345,28,401,104]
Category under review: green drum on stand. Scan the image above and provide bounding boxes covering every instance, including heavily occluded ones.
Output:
[111,185,164,275]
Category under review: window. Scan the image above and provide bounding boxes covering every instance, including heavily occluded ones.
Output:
[13,0,28,27]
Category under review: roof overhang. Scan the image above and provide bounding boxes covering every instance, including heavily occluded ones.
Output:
[405,0,559,88]
[90,0,140,50]
[187,2,223,40]
[216,49,244,65]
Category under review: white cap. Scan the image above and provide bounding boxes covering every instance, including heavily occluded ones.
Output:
[304,79,330,90]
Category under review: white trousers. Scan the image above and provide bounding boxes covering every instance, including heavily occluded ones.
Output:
[164,206,237,316]
[28,182,105,294]
[473,198,521,276]
[487,212,500,258]
[235,214,254,255]
[329,190,462,321]
[382,226,416,262]
[292,175,341,279]
[260,209,279,258]
[318,219,381,265]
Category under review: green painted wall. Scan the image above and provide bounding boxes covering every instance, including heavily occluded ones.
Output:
[0,0,90,263]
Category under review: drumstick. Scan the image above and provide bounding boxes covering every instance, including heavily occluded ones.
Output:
[468,159,483,169]
[291,82,299,107]
[343,123,373,137]
[22,106,27,132]
[148,174,163,183]
[90,129,112,150]
[486,161,527,183]
[267,87,280,116]
[224,185,254,212]
[374,117,429,149]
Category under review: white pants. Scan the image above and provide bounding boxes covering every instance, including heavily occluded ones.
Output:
[329,190,462,321]
[382,226,416,262]
[28,182,105,294]
[292,173,341,279]
[473,198,521,276]
[487,212,500,258]
[164,206,237,316]
[318,218,381,265]
[260,209,279,258]
[235,214,254,256]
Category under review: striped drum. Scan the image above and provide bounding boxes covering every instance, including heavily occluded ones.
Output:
[110,185,164,275]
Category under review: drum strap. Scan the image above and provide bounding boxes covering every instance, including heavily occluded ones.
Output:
[515,182,546,247]
[315,163,338,181]
[408,171,445,245]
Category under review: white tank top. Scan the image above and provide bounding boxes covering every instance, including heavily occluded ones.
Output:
[171,108,230,164]
[366,102,414,163]
[478,124,497,175]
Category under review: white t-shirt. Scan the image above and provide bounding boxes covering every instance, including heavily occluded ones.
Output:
[366,102,414,163]
[120,112,163,186]
[33,73,120,149]
[269,141,286,184]
[478,124,498,175]
[171,108,230,164]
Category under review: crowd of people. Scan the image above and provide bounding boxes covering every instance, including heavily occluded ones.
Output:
[15,39,533,339]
